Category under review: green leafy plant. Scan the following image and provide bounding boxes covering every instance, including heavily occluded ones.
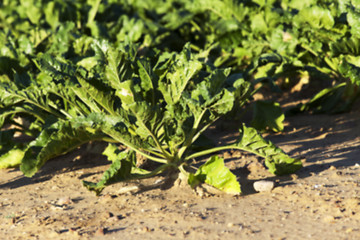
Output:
[78,43,301,194]
[17,0,360,196]
[0,41,301,195]
[7,0,360,196]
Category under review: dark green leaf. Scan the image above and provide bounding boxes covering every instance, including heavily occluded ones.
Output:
[251,101,285,132]
[20,119,105,177]
[339,60,360,86]
[83,150,136,195]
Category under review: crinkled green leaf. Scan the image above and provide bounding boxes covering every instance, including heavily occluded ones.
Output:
[250,13,268,34]
[76,57,98,71]
[128,101,162,141]
[116,80,135,110]
[269,29,298,56]
[103,46,123,89]
[347,6,360,38]
[83,150,136,195]
[44,1,60,29]
[101,125,153,155]
[76,74,120,116]
[48,22,77,55]
[339,59,360,86]
[102,143,122,163]
[20,119,105,177]
[286,0,315,10]
[0,81,64,122]
[115,15,145,42]
[137,59,156,104]
[330,37,360,57]
[233,124,302,175]
[188,82,234,116]
[93,40,136,90]
[295,6,334,30]
[37,54,76,82]
[188,155,241,194]
[159,44,203,104]
[20,0,42,25]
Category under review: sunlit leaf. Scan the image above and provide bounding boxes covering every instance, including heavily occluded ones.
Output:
[188,155,241,194]
[233,124,302,175]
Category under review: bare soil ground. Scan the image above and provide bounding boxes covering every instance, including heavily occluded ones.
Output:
[1,103,360,240]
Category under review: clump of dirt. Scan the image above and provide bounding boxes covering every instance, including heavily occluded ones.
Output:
[1,106,359,239]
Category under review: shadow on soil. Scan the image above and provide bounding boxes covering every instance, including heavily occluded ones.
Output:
[0,143,110,190]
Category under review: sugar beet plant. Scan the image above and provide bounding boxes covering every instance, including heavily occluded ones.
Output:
[2,0,360,195]
[0,41,301,194]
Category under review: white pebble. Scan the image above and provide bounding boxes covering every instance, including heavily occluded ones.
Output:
[227,222,234,227]
[117,185,140,194]
[253,180,274,192]
[57,197,72,205]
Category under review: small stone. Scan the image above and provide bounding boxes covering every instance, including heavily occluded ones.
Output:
[329,165,337,171]
[290,174,298,180]
[50,205,64,211]
[323,215,335,223]
[102,211,114,220]
[95,228,106,236]
[227,222,234,227]
[154,178,164,185]
[253,180,274,192]
[231,151,242,158]
[57,197,72,206]
[99,194,113,203]
[117,186,140,194]
[69,228,80,236]
[223,151,231,159]
[108,216,121,222]
[195,187,205,197]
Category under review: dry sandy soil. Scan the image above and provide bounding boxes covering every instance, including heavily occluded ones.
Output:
[1,101,359,240]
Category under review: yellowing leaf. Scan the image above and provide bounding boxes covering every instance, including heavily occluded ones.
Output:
[0,149,24,169]
[189,155,241,194]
